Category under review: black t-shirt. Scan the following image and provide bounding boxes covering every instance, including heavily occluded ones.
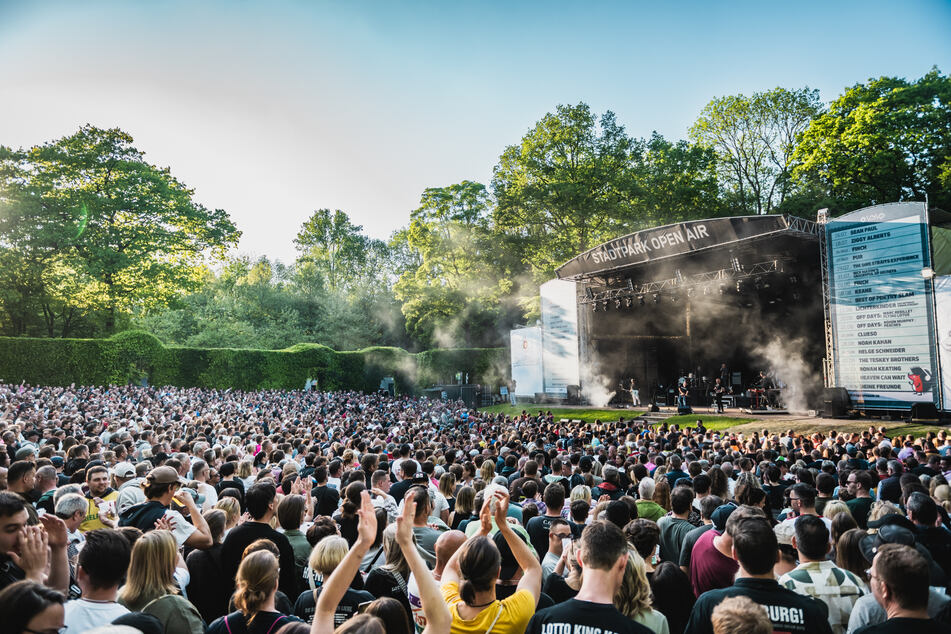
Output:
[293,587,374,626]
[207,610,302,634]
[526,515,560,559]
[526,599,652,634]
[854,617,947,634]
[364,567,412,626]
[220,522,300,599]
[541,573,578,605]
[313,485,340,517]
[685,577,833,634]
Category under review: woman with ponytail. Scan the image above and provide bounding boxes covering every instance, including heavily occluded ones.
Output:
[208,549,303,634]
[334,481,366,546]
[440,488,541,634]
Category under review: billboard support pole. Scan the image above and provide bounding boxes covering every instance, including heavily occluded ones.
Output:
[817,209,835,388]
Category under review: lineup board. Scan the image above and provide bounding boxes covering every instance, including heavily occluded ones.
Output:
[826,202,938,409]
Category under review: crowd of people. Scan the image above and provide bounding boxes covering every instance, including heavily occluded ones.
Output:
[0,381,950,634]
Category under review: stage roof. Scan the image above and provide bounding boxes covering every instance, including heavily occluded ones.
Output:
[555,215,819,281]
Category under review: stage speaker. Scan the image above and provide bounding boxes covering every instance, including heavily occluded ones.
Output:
[911,403,939,421]
[821,388,851,418]
[566,385,581,404]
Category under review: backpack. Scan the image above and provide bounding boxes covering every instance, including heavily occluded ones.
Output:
[118,500,167,531]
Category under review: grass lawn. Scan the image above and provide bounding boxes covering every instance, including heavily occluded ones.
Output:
[478,405,753,430]
[478,405,643,424]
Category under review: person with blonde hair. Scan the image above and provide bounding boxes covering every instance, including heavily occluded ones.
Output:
[311,491,449,634]
[821,500,852,524]
[216,496,241,536]
[614,549,670,634]
[711,595,771,634]
[118,530,203,633]
[208,549,303,633]
[292,536,373,626]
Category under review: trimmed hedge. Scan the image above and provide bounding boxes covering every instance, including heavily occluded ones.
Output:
[0,331,508,393]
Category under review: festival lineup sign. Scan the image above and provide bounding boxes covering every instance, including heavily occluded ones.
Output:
[826,202,939,409]
[540,279,580,396]
[510,326,543,397]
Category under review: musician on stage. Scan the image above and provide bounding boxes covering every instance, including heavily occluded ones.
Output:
[677,379,691,413]
[712,377,727,413]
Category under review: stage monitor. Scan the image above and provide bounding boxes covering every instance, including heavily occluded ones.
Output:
[510,326,543,397]
[540,279,580,396]
[825,202,939,410]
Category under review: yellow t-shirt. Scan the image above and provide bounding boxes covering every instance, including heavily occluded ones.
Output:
[80,490,119,532]
[441,582,535,634]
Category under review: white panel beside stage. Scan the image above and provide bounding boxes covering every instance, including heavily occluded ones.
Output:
[935,276,951,411]
[540,279,580,396]
[510,327,543,396]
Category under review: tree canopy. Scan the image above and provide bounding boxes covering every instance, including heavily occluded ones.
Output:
[3,67,948,349]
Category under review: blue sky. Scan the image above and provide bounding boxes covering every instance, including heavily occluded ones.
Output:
[1,0,949,263]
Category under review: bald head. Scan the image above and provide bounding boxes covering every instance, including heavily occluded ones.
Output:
[434,530,467,574]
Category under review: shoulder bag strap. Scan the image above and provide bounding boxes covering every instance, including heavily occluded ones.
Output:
[264,615,287,634]
[484,603,504,634]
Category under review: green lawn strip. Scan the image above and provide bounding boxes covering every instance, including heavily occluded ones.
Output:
[478,405,642,424]
[660,415,755,430]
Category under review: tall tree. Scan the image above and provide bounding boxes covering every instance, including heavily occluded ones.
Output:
[0,125,240,333]
[492,103,638,277]
[691,87,822,215]
[793,68,951,212]
[294,209,369,293]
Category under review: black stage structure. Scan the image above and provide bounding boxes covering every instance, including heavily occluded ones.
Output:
[556,215,825,410]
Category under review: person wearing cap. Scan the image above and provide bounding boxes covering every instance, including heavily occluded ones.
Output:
[118,466,213,550]
[851,544,946,634]
[689,504,746,597]
[116,461,149,515]
[779,515,866,634]
[685,514,833,634]
[847,525,950,632]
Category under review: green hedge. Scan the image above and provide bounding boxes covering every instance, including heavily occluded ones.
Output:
[0,331,508,393]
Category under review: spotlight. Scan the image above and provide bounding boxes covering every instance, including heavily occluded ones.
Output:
[735,281,743,293]
[601,300,608,311]
[592,303,598,312]
[614,299,621,309]
[652,293,660,304]
[670,293,678,303]
[718,284,726,295]
[624,297,632,308]
[637,294,645,305]
[686,288,695,298]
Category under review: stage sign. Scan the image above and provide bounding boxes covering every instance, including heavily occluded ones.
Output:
[556,215,796,279]
[510,326,543,396]
[540,279,580,396]
[826,202,938,409]
[935,276,951,411]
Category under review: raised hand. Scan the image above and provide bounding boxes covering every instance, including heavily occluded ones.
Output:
[39,514,67,549]
[477,492,493,536]
[396,493,415,547]
[355,490,377,547]
[154,515,177,532]
[492,490,510,527]
[9,526,48,581]
[290,475,303,495]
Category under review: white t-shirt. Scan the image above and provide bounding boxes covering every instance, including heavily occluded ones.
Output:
[64,599,129,633]
[198,483,218,512]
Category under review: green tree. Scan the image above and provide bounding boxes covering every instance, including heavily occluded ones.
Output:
[793,68,951,212]
[0,125,240,333]
[293,209,369,293]
[631,133,726,227]
[394,182,522,347]
[492,103,638,277]
[691,87,822,215]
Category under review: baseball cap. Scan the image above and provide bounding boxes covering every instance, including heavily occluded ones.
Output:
[860,524,915,563]
[146,466,185,485]
[51,456,64,467]
[493,528,530,580]
[113,462,136,479]
[711,503,737,532]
